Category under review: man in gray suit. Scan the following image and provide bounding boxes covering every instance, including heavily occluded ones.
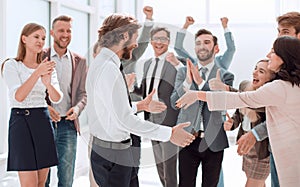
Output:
[133,27,184,187]
[170,29,234,187]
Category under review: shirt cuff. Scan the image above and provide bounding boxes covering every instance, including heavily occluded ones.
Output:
[131,102,138,113]
[251,129,261,141]
[179,28,187,33]
[73,105,80,115]
[144,19,154,27]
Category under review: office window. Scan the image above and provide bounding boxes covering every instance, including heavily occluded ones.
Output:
[61,6,89,58]
[6,0,50,57]
[143,0,205,25]
[72,0,89,5]
[118,0,136,16]
[208,0,276,24]
[98,0,116,23]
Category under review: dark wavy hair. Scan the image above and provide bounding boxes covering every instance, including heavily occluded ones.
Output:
[273,36,300,86]
[97,14,141,48]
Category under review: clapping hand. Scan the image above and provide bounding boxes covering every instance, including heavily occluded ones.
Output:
[38,58,56,87]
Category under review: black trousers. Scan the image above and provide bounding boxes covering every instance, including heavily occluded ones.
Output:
[91,142,134,187]
[179,137,224,187]
[129,134,141,187]
[90,135,141,187]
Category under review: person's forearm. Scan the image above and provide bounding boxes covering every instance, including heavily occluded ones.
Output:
[197,91,207,102]
[15,71,39,102]
[47,84,63,103]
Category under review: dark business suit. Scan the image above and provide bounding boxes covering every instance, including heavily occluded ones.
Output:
[171,64,234,187]
[133,57,180,187]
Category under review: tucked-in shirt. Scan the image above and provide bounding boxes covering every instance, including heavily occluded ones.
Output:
[51,47,72,116]
[86,47,172,142]
[2,59,62,108]
[206,80,300,187]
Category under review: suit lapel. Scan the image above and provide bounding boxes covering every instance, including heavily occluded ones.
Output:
[142,59,152,97]
[143,58,152,77]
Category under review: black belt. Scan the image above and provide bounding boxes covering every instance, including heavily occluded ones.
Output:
[192,130,205,138]
[93,136,132,150]
[60,116,67,120]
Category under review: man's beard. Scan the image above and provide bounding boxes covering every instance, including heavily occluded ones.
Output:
[122,46,132,60]
[197,49,214,62]
[121,39,136,60]
[54,39,69,49]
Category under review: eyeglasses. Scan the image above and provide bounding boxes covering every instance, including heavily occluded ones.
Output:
[151,36,169,43]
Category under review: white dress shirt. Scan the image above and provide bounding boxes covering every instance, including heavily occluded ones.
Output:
[50,47,73,116]
[146,52,184,100]
[86,48,172,142]
[2,59,62,108]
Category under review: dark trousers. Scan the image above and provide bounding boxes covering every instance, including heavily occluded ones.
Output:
[152,140,178,187]
[179,137,224,187]
[91,142,134,187]
[129,134,141,187]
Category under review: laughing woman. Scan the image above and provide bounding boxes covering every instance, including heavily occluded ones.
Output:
[176,36,300,186]
[1,23,63,187]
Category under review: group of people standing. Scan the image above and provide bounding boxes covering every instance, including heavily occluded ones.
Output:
[1,5,300,187]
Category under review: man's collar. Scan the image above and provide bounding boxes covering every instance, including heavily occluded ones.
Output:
[50,47,71,59]
[155,51,168,61]
[100,47,121,68]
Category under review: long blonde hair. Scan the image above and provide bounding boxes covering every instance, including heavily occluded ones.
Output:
[1,23,46,74]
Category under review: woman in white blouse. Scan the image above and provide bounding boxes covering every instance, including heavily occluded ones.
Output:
[176,36,300,186]
[1,23,63,187]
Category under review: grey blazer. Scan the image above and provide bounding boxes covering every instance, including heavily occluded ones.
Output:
[134,58,179,127]
[170,64,234,152]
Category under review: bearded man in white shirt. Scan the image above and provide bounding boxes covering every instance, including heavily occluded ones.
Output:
[85,14,195,187]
